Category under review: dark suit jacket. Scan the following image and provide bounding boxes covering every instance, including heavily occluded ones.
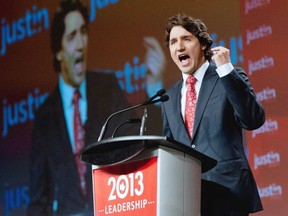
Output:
[27,71,136,216]
[162,63,265,213]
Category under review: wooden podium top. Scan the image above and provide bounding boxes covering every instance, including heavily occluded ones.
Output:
[80,135,216,173]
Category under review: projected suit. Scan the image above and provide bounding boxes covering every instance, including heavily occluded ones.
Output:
[27,71,135,215]
[27,1,136,215]
[27,1,165,215]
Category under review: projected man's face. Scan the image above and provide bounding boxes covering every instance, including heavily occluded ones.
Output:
[57,10,88,87]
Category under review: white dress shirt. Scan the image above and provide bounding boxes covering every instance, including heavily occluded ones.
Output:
[58,75,87,152]
[181,61,234,120]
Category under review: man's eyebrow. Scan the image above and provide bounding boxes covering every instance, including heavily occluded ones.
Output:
[66,24,88,36]
[67,29,77,37]
[169,36,178,42]
[169,35,192,42]
[182,35,193,39]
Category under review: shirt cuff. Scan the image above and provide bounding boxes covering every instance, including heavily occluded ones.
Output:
[216,63,234,77]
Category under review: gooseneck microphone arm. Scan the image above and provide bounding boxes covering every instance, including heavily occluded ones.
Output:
[97,89,168,141]
[97,103,143,141]
[111,118,141,138]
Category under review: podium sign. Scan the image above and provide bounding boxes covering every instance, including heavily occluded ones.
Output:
[81,136,217,216]
[93,157,158,216]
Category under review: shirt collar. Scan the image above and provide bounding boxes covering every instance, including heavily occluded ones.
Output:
[58,75,87,107]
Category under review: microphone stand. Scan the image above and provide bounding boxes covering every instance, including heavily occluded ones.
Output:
[139,108,147,136]
[97,90,168,141]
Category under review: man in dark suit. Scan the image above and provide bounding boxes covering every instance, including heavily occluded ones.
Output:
[26,0,166,215]
[161,13,265,216]
[26,1,129,215]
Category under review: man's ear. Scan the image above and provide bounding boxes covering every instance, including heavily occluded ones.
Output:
[201,44,206,51]
[56,51,63,61]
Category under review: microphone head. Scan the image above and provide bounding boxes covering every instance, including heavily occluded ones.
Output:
[157,89,166,96]
[161,95,169,102]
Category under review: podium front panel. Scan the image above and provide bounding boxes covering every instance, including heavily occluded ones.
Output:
[91,146,201,216]
[92,157,158,215]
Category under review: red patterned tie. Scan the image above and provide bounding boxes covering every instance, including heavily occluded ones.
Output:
[73,90,87,197]
[185,76,197,139]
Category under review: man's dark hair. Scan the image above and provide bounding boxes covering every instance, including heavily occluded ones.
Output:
[51,0,89,72]
[165,13,213,61]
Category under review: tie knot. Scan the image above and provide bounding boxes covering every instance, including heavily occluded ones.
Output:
[73,90,81,104]
[186,76,197,85]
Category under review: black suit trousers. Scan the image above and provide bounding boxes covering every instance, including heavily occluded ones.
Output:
[201,180,249,216]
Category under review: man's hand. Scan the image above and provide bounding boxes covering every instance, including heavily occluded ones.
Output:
[211,46,231,68]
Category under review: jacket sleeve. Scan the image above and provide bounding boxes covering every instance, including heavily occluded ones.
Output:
[220,67,265,130]
[27,110,52,216]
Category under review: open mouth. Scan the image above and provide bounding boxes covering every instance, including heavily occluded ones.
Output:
[74,56,85,73]
[75,56,84,64]
[178,54,190,66]
[178,54,190,62]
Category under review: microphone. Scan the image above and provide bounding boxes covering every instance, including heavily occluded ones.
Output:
[149,95,169,104]
[139,108,148,136]
[97,89,168,141]
[142,89,166,105]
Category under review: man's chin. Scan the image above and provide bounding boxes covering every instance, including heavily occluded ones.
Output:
[181,68,193,75]
[71,74,85,87]
[75,68,86,77]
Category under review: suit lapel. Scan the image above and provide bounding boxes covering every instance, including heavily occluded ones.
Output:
[168,80,192,145]
[53,86,73,154]
[170,81,182,123]
[192,64,219,140]
[85,72,104,145]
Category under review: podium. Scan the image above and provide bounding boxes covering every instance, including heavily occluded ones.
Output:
[80,135,216,216]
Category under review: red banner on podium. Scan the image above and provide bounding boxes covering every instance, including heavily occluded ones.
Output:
[93,157,158,215]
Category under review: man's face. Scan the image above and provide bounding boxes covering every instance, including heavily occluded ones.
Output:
[169,26,206,75]
[57,10,88,87]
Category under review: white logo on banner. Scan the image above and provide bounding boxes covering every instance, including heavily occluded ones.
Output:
[252,119,278,138]
[254,151,280,170]
[258,183,282,198]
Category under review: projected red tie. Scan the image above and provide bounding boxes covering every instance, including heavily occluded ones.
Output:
[185,76,197,139]
[73,90,87,197]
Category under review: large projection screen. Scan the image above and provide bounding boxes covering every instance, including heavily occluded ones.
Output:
[1,0,287,215]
